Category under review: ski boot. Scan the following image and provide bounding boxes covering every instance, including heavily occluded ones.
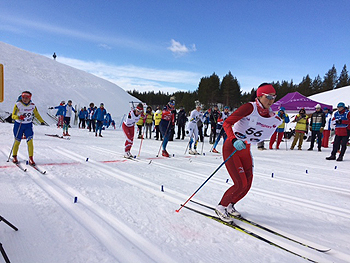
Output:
[226,203,241,217]
[12,156,18,164]
[215,205,234,223]
[29,156,36,166]
[162,150,170,157]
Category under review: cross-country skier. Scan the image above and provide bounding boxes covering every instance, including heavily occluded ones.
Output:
[159,99,176,157]
[11,91,45,166]
[211,106,231,153]
[122,103,144,158]
[187,104,203,155]
[215,83,282,222]
[63,100,76,136]
[49,101,66,128]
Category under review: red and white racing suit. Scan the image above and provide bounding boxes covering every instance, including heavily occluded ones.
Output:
[219,101,282,206]
[122,110,142,153]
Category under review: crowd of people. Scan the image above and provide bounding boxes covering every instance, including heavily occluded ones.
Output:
[49,101,115,137]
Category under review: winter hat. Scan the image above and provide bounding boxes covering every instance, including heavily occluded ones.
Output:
[100,103,104,107]
[323,107,329,111]
[337,102,345,108]
[256,83,276,97]
[315,104,321,109]
[279,107,285,112]
[136,103,143,111]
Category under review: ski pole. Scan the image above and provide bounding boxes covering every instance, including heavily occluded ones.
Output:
[201,135,205,155]
[138,125,146,157]
[7,121,23,162]
[176,149,237,213]
[156,120,171,157]
[184,139,190,154]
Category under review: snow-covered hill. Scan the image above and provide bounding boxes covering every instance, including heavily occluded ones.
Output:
[0,41,139,124]
[308,85,350,109]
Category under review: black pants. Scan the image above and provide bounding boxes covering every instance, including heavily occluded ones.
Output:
[331,135,349,158]
[198,124,204,142]
[88,119,96,132]
[309,130,322,150]
[177,124,185,139]
[155,125,162,140]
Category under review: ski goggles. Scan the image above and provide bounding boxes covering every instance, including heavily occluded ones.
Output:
[21,92,32,99]
[262,93,277,100]
[136,107,143,113]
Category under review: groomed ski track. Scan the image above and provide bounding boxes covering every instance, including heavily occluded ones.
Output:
[50,145,348,263]
[2,126,350,263]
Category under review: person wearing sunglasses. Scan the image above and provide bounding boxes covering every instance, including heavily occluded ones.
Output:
[11,91,45,166]
[122,103,144,159]
[215,83,282,222]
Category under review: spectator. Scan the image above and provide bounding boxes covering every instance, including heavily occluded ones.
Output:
[87,103,96,132]
[308,104,326,152]
[176,107,187,140]
[209,105,220,144]
[93,103,107,137]
[145,106,154,139]
[326,102,350,161]
[290,108,309,150]
[78,107,88,129]
[269,107,290,149]
[154,106,163,140]
[321,107,332,148]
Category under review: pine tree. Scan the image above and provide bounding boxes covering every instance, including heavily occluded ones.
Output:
[322,65,337,91]
[297,75,312,96]
[311,75,323,95]
[221,72,242,107]
[336,64,350,88]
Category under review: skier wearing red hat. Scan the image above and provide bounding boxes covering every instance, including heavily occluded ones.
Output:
[122,103,144,158]
[215,83,282,222]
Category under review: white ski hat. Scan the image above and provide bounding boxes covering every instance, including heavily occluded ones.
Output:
[315,104,321,109]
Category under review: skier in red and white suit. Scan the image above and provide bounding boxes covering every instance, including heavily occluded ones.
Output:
[122,103,144,158]
[215,83,282,222]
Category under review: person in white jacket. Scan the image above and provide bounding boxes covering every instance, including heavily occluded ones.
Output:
[187,104,203,155]
[321,107,333,148]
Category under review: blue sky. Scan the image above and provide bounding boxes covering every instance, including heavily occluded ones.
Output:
[1,1,350,93]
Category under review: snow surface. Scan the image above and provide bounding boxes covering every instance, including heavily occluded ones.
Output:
[1,41,350,263]
[1,122,350,263]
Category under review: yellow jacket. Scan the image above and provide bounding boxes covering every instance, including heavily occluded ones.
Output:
[294,114,309,132]
[145,112,154,124]
[137,116,144,126]
[154,110,162,125]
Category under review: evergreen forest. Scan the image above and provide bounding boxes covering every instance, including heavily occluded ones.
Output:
[128,64,350,111]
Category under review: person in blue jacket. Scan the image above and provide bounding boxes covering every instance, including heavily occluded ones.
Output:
[93,103,107,137]
[49,101,66,128]
[269,107,290,149]
[78,107,88,129]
